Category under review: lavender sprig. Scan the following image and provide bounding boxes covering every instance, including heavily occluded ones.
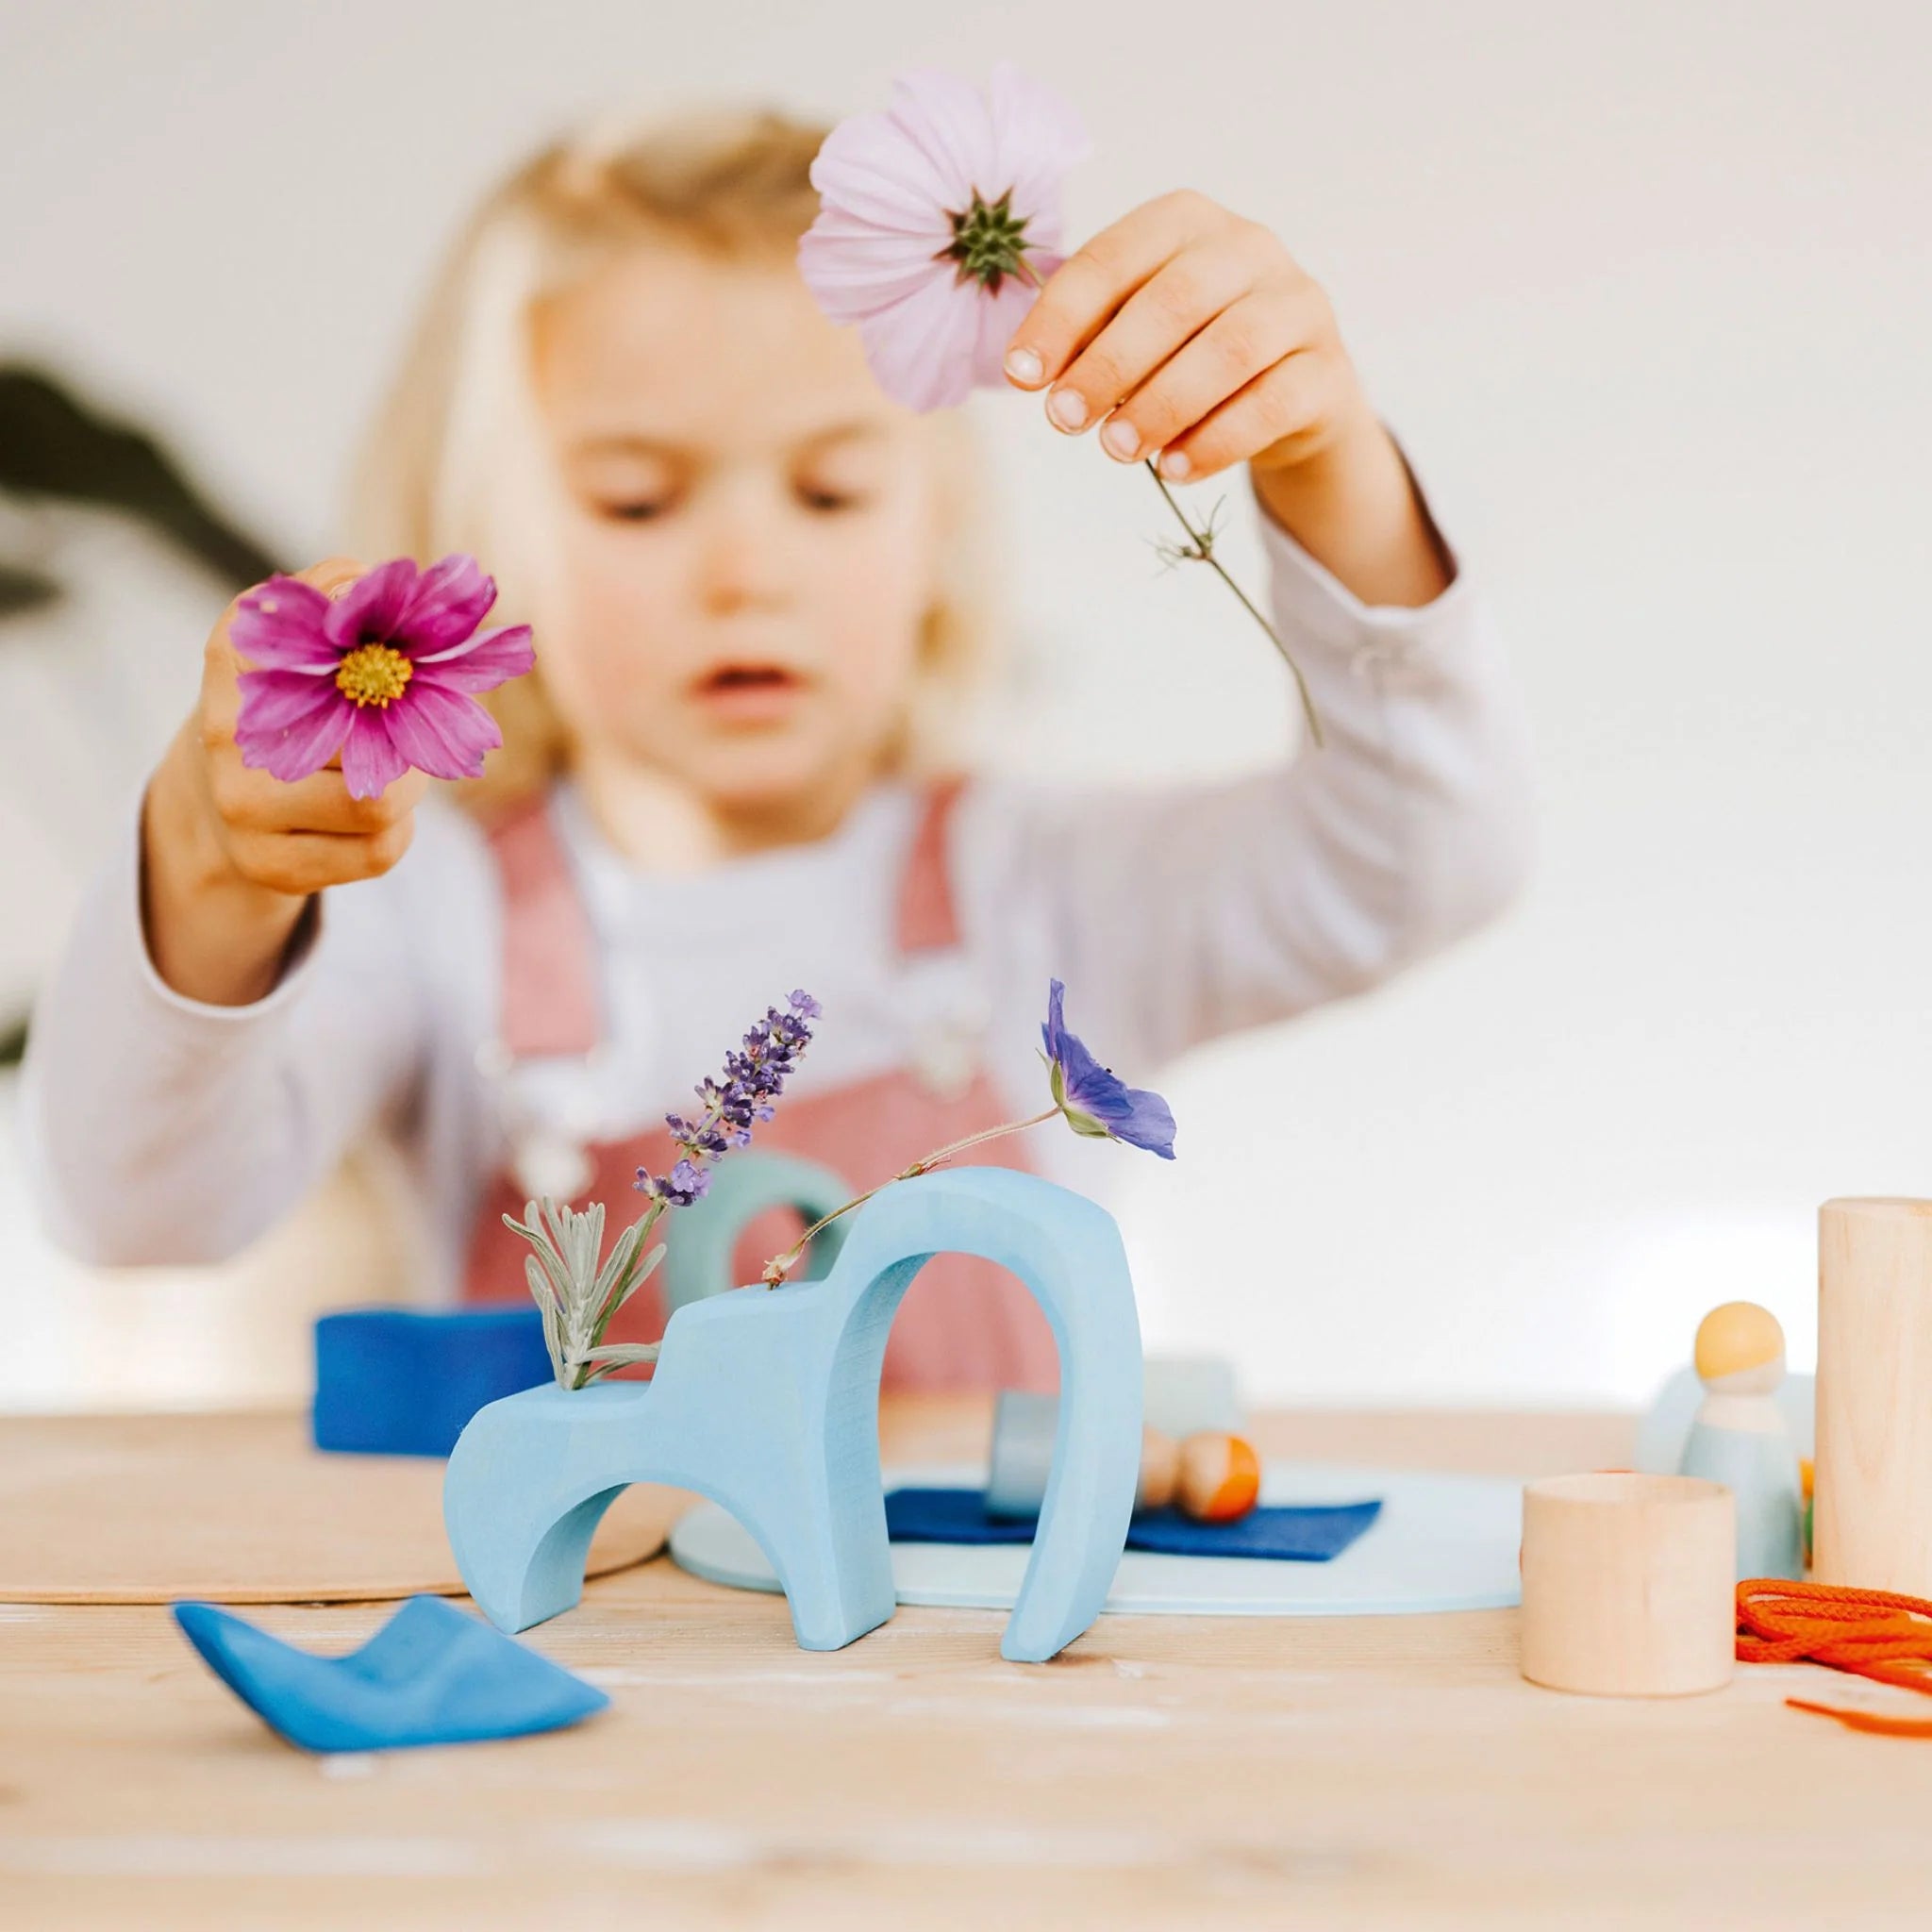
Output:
[637,990,821,1205]
[505,990,820,1391]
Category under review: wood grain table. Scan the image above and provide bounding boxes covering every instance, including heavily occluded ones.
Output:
[4,1399,1929,1930]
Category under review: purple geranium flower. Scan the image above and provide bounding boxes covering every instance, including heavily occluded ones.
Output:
[231,554,534,800]
[1042,979,1176,1159]
[798,66,1090,412]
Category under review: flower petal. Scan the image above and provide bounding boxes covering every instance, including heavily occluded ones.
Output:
[339,708,411,799]
[410,623,535,692]
[798,215,955,325]
[235,668,343,736]
[886,69,999,212]
[1041,978,1069,1065]
[1104,1083,1178,1159]
[379,679,503,782]
[392,553,497,655]
[229,576,338,672]
[971,269,1050,390]
[809,88,971,234]
[856,272,985,413]
[324,558,422,649]
[236,682,352,783]
[988,62,1091,238]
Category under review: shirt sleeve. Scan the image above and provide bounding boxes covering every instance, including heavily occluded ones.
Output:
[17,797,436,1267]
[956,467,1538,1071]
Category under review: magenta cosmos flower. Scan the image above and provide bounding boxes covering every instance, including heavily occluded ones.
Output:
[798,65,1090,412]
[232,556,534,799]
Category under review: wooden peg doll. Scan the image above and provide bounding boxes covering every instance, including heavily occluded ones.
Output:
[1677,1302,1805,1580]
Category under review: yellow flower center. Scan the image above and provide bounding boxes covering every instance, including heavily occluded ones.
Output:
[334,642,413,708]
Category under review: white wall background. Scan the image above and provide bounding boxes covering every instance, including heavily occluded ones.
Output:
[3,0,1927,1408]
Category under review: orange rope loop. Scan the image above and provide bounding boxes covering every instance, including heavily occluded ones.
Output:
[1737,1578,1932,1736]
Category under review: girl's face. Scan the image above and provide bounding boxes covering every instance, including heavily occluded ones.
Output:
[528,242,944,829]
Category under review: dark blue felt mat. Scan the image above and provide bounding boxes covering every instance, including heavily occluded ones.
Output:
[884,1488,1382,1562]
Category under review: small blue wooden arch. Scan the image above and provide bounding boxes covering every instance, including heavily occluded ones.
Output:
[658,1149,856,1316]
[443,1166,1143,1663]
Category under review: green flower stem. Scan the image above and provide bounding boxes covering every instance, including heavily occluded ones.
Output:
[761,1106,1062,1287]
[1145,462,1324,747]
[1009,250,1323,747]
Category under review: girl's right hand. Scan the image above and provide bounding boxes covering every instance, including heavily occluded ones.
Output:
[142,558,429,1006]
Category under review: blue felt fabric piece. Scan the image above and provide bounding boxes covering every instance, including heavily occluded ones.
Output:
[313,1307,553,1457]
[173,1595,608,1753]
[885,1487,1383,1562]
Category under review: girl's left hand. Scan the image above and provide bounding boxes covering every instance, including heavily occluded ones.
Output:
[1001,189,1375,485]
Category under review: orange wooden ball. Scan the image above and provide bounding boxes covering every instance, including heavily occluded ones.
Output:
[1175,1431,1261,1523]
[1137,1427,1180,1513]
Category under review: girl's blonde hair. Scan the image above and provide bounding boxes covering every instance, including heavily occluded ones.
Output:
[346,107,995,815]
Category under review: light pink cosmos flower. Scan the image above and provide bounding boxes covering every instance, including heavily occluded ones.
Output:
[798,65,1090,412]
[232,555,534,800]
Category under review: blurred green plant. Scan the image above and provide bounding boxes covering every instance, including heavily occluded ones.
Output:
[0,361,290,1065]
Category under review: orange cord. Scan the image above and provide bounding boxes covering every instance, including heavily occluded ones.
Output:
[1737,1578,1932,1736]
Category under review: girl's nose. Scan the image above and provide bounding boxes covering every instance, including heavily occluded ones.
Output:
[694,475,792,614]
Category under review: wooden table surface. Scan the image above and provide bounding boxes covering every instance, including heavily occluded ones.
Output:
[4,1399,1930,1931]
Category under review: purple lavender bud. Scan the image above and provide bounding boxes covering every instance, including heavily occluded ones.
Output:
[653,1158,711,1208]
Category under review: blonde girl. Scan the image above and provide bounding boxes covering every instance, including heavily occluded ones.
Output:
[25,106,1533,1390]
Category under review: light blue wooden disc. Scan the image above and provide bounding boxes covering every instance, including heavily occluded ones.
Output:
[670,1460,1524,1618]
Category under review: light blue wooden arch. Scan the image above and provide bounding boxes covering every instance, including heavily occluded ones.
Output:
[658,1149,856,1316]
[443,1166,1143,1663]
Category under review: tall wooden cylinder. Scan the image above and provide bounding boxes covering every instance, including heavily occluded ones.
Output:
[1815,1198,1932,1591]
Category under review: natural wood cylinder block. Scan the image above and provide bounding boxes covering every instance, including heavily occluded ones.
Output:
[1815,1198,1932,1592]
[1520,1474,1736,1697]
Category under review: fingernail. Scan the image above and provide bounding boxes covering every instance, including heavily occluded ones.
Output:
[1047,388,1089,432]
[1101,420,1141,462]
[1005,345,1043,386]
[1158,448,1192,480]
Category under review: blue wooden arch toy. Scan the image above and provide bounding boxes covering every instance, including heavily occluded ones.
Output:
[444,1166,1143,1663]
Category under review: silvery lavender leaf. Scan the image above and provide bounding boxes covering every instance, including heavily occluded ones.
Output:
[525,1257,569,1390]
[505,1195,667,1390]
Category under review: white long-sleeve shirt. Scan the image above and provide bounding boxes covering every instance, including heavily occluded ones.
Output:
[20,498,1535,1298]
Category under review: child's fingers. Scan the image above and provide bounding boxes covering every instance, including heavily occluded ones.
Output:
[1041,240,1272,441]
[298,556,366,599]
[1155,351,1337,483]
[1004,191,1233,393]
[223,820,419,898]
[1093,286,1311,466]
[209,758,428,840]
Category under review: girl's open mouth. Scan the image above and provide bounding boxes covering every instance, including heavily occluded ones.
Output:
[691,663,808,724]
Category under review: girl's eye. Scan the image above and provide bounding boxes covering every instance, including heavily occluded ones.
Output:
[598,496,675,524]
[797,483,866,514]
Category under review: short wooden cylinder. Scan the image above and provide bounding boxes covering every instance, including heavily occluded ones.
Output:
[1815,1198,1932,1592]
[1520,1474,1735,1697]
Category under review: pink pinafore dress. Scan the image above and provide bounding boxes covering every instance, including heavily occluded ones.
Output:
[458,783,1059,1392]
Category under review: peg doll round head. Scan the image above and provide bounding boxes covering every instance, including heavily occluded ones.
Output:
[1692,1301,1786,1396]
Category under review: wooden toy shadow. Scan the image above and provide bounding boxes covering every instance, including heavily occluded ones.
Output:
[444,1166,1143,1663]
